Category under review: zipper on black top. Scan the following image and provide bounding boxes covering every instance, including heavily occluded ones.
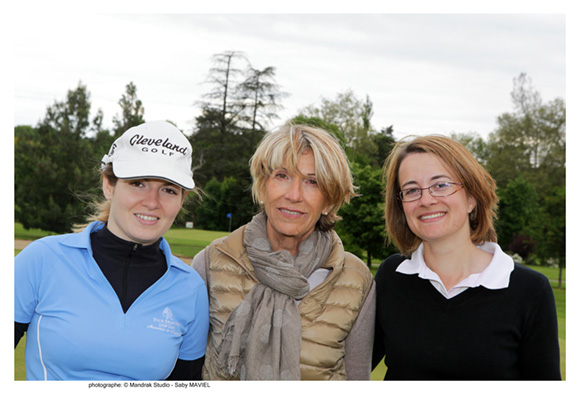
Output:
[121,243,139,312]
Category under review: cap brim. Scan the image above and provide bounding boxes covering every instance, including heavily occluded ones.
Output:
[112,162,194,190]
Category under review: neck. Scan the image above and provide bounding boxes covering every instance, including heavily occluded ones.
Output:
[266,227,314,256]
[267,236,301,256]
[422,236,492,290]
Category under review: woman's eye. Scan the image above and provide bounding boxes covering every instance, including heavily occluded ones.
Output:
[404,188,419,196]
[434,182,451,190]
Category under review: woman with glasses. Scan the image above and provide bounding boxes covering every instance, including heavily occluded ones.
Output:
[372,135,560,380]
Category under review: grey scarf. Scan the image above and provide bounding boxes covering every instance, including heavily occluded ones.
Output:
[216,212,332,380]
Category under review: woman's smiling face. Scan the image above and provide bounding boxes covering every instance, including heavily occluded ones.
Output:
[261,149,328,253]
[103,177,185,245]
[398,152,475,246]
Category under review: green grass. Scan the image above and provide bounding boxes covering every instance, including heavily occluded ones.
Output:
[14,336,26,380]
[13,223,566,380]
[163,227,230,259]
[14,222,58,240]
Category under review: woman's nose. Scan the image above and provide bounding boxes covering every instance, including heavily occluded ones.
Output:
[418,189,438,205]
[285,179,303,202]
[142,188,161,209]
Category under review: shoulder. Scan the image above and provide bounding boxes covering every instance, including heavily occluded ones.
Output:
[373,254,408,288]
[18,221,104,257]
[159,241,206,292]
[172,257,208,293]
[343,252,371,273]
[343,252,373,284]
[16,232,84,261]
[376,254,407,275]
[191,248,207,278]
[510,263,552,294]
[207,225,246,257]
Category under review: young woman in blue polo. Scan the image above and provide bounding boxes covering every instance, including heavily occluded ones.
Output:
[14,121,209,380]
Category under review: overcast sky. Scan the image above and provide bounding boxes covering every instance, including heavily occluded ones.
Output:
[4,5,577,390]
[13,12,567,141]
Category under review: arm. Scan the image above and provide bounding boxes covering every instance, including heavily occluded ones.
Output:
[166,356,205,380]
[15,241,45,344]
[172,276,209,379]
[372,254,406,371]
[518,276,561,380]
[191,249,207,282]
[344,281,376,380]
[372,311,386,370]
[371,261,386,370]
[15,322,28,348]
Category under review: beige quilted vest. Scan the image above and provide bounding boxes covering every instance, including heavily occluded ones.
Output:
[202,225,373,380]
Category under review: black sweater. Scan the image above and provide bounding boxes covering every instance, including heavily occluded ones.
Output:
[372,254,561,380]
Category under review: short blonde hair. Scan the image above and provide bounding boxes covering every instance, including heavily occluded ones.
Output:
[383,135,498,253]
[250,123,357,231]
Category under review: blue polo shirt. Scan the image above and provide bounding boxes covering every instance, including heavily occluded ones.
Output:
[14,222,209,381]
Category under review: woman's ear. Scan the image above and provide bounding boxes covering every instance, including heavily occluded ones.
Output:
[468,195,476,214]
[102,176,114,200]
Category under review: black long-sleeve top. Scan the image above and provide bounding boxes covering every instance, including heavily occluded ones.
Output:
[372,254,561,380]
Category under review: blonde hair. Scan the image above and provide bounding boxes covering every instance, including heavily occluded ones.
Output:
[250,123,357,231]
[383,135,498,253]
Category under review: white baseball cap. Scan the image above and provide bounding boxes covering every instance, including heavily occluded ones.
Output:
[101,121,195,190]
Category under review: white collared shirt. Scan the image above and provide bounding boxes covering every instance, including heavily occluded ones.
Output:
[396,242,515,299]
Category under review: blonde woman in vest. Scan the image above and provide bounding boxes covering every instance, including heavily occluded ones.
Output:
[191,123,375,380]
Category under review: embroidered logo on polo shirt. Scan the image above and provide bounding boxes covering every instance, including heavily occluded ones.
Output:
[162,307,173,319]
[147,307,181,335]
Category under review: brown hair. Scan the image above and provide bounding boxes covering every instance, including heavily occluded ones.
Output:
[383,135,498,253]
[250,123,358,231]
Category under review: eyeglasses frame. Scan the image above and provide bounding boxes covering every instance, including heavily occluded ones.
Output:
[398,181,464,203]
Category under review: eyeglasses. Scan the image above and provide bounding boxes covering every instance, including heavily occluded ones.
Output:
[398,182,464,202]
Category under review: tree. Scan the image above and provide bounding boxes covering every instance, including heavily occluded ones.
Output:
[335,163,396,267]
[192,176,256,232]
[188,52,286,230]
[486,73,565,196]
[450,131,490,166]
[112,82,145,137]
[371,125,396,168]
[482,74,565,269]
[198,50,249,136]
[290,115,347,149]
[15,82,99,233]
[299,90,378,163]
[496,175,540,257]
[41,81,92,139]
[189,107,264,188]
[238,66,288,131]
[534,186,565,287]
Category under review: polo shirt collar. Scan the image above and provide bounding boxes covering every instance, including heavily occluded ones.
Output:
[58,221,188,272]
[396,242,514,290]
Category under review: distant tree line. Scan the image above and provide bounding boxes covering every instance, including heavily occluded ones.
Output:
[14,49,565,284]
